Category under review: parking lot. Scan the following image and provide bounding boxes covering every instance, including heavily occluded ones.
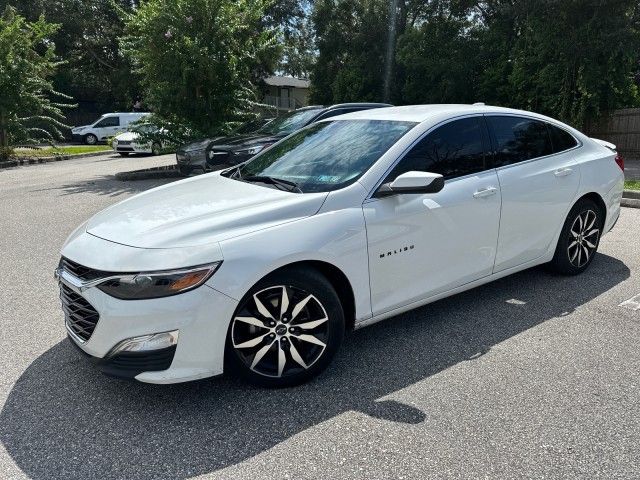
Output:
[0,154,639,479]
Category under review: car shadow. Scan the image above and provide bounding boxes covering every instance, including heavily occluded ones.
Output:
[0,253,629,479]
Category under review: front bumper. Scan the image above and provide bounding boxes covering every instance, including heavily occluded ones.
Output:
[58,270,238,384]
[114,142,151,154]
[71,133,84,143]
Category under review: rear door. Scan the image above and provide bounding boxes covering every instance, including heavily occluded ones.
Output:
[487,115,581,272]
[364,116,502,315]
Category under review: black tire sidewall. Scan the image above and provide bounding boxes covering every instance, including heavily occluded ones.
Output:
[551,198,603,275]
[225,267,345,387]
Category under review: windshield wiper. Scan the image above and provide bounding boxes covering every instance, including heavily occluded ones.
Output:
[242,175,302,193]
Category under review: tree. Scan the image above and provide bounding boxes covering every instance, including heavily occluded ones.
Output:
[0,6,72,157]
[0,0,140,114]
[122,0,280,139]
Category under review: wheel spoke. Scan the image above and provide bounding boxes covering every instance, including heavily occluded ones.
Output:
[277,341,286,377]
[295,317,328,330]
[235,333,269,349]
[297,334,326,348]
[234,316,266,328]
[584,211,596,231]
[582,245,590,262]
[570,228,579,238]
[289,342,308,369]
[251,341,274,369]
[291,294,312,321]
[577,246,582,265]
[253,293,274,320]
[568,240,578,249]
[584,228,599,238]
[576,214,584,232]
[280,286,289,318]
[584,239,596,249]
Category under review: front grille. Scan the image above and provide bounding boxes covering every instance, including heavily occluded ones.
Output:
[60,283,100,342]
[117,140,131,146]
[60,257,115,281]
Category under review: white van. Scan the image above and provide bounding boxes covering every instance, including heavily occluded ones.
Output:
[71,112,150,145]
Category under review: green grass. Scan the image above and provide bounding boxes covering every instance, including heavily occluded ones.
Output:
[625,180,640,191]
[13,145,111,158]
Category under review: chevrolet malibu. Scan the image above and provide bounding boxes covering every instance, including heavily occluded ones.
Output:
[56,104,624,387]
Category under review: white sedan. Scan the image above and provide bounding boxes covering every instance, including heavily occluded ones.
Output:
[112,128,162,156]
[55,104,624,387]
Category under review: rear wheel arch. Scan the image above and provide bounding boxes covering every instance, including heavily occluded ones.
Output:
[576,192,606,221]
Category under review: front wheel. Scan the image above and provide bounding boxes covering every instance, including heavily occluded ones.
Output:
[549,198,603,275]
[84,134,97,145]
[151,142,161,156]
[226,267,344,387]
[118,152,129,157]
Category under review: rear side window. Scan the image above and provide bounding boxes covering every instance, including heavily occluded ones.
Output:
[386,117,487,181]
[547,124,578,153]
[487,116,552,166]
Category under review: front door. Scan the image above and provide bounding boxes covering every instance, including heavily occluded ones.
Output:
[364,117,502,316]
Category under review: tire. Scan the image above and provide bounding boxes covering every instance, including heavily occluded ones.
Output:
[151,142,161,156]
[226,267,345,387]
[84,134,97,145]
[548,198,604,275]
[118,152,129,157]
[178,166,190,176]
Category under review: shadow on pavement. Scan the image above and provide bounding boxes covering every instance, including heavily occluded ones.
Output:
[0,253,629,479]
[35,175,177,197]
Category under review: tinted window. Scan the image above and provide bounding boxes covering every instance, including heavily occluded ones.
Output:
[386,117,487,181]
[547,123,578,153]
[257,109,322,136]
[235,120,416,192]
[95,116,119,128]
[488,116,552,166]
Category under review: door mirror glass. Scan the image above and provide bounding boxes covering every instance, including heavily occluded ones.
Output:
[376,171,444,197]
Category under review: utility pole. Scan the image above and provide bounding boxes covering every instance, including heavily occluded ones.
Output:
[383,0,399,103]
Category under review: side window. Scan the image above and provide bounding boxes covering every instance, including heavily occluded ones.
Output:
[487,116,552,166]
[313,109,347,122]
[95,116,120,128]
[547,123,578,153]
[385,117,487,181]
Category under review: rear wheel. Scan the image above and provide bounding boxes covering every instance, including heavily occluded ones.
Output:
[226,267,344,387]
[151,142,161,156]
[549,198,603,275]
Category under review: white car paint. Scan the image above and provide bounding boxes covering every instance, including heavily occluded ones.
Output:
[57,104,624,384]
[112,131,159,155]
[71,112,150,143]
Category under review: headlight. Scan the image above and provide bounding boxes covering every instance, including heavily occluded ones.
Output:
[97,262,221,300]
[234,144,271,156]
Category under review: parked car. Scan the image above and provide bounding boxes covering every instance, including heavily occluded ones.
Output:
[112,124,164,156]
[71,112,150,145]
[175,103,392,175]
[56,104,623,387]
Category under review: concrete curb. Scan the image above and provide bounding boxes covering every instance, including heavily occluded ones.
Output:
[115,165,185,181]
[623,189,640,200]
[0,150,114,169]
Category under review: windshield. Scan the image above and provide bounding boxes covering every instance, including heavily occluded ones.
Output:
[257,109,322,136]
[234,120,416,192]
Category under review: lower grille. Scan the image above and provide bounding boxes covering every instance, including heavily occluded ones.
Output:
[100,346,177,379]
[60,283,100,342]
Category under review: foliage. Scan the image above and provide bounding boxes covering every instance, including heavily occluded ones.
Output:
[122,0,280,139]
[309,0,640,126]
[625,180,640,191]
[0,0,141,113]
[0,6,73,157]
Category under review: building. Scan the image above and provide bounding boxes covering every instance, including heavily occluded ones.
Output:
[263,76,310,111]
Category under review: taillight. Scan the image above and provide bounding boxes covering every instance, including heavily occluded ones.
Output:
[615,153,624,171]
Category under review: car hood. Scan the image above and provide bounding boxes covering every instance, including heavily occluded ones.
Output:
[115,132,139,141]
[85,173,328,248]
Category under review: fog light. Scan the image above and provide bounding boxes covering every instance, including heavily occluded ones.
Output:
[108,330,179,357]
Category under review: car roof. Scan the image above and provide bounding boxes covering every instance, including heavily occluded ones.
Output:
[327,104,556,124]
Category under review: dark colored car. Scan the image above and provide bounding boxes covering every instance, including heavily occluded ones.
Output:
[175,103,392,175]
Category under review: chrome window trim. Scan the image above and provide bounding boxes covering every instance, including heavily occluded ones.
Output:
[365,113,489,200]
[484,113,583,173]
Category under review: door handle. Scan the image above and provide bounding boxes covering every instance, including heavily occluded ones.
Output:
[473,186,498,199]
[554,167,573,177]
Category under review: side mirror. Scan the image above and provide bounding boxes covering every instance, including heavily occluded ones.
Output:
[376,171,445,197]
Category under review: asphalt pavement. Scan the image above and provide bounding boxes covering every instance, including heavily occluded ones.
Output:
[0,153,639,479]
